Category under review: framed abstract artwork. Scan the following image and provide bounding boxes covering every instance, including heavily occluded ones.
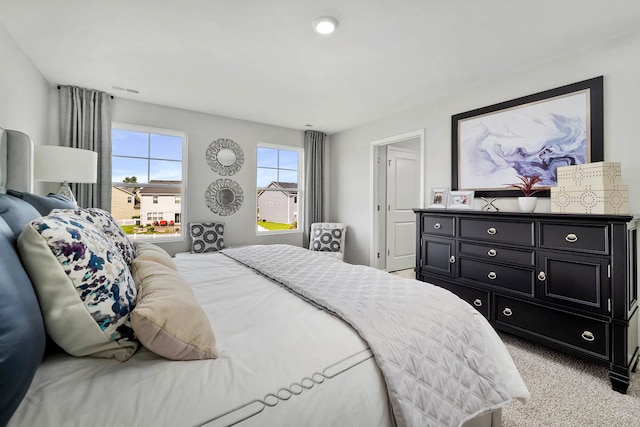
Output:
[451,76,603,197]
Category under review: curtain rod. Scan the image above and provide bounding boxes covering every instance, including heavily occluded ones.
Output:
[57,85,114,99]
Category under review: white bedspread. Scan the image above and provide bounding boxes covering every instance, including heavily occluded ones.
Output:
[223,245,529,427]
[9,252,391,427]
[10,250,527,427]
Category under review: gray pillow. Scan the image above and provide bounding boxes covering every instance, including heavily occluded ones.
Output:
[7,189,77,215]
[0,217,46,426]
[0,193,41,238]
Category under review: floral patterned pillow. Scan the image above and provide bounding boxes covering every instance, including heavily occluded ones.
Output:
[17,212,138,361]
[52,208,136,266]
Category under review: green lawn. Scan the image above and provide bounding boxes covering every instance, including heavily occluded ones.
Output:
[257,221,296,230]
[120,225,155,235]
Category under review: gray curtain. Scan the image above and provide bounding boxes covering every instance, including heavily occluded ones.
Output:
[303,130,326,248]
[59,85,113,209]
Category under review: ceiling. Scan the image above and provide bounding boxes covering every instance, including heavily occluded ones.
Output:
[2,1,640,134]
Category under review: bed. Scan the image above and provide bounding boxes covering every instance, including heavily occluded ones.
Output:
[0,127,528,427]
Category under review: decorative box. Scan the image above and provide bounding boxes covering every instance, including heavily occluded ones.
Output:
[550,184,629,215]
[556,161,622,188]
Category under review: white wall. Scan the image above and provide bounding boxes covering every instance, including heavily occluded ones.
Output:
[0,24,52,194]
[111,98,305,255]
[330,31,640,266]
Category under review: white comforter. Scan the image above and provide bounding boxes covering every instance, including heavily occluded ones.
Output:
[10,252,390,427]
[9,251,527,427]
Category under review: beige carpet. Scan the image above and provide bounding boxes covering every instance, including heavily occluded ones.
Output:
[389,269,640,426]
[500,333,640,426]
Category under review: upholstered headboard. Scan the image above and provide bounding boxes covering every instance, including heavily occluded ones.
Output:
[0,127,34,193]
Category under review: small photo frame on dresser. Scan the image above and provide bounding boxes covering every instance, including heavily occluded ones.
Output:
[447,190,474,210]
[429,188,449,209]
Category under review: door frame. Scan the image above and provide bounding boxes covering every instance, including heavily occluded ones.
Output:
[369,129,425,268]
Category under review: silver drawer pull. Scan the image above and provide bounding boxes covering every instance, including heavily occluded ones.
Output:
[487,227,497,235]
[434,223,442,230]
[473,299,482,307]
[487,249,497,257]
[565,233,578,243]
[538,271,546,281]
[449,255,456,263]
[581,331,595,342]
[487,271,497,280]
[503,307,513,316]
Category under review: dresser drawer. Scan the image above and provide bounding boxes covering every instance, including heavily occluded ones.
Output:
[422,215,455,237]
[459,218,534,246]
[459,258,534,295]
[539,222,609,255]
[458,242,535,266]
[435,281,489,318]
[494,295,609,358]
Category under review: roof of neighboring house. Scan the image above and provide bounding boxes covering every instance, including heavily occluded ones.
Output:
[258,181,298,198]
[138,180,182,196]
[268,181,297,189]
[112,186,136,196]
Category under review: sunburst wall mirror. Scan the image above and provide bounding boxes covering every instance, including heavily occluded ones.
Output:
[206,138,244,176]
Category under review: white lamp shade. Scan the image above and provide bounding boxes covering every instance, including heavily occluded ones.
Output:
[34,145,98,183]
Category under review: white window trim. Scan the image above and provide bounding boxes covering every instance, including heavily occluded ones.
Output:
[256,143,304,236]
[112,122,188,243]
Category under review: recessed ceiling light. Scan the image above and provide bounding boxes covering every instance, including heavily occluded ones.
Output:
[312,16,338,35]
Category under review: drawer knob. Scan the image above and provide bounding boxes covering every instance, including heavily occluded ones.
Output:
[503,307,513,316]
[581,331,595,342]
[538,271,546,281]
[487,249,497,257]
[473,299,482,307]
[434,223,442,230]
[449,255,456,263]
[487,271,497,280]
[487,227,497,235]
[565,233,578,243]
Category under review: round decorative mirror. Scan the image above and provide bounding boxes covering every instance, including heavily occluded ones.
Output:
[205,178,244,216]
[206,138,244,176]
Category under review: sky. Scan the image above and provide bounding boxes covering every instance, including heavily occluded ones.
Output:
[112,128,183,183]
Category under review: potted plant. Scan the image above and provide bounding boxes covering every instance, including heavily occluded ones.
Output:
[509,174,543,212]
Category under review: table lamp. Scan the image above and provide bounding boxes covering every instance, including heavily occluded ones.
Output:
[34,145,98,204]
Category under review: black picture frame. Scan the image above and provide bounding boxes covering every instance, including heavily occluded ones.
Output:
[451,76,603,197]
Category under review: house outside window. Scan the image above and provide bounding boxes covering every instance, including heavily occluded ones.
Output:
[256,144,302,234]
[111,123,187,241]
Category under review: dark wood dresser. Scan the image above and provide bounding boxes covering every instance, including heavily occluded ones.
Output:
[413,208,639,393]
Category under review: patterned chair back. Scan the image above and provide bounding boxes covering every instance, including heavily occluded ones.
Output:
[308,222,346,260]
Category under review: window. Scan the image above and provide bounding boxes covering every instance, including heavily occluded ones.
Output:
[111,123,187,241]
[256,145,302,233]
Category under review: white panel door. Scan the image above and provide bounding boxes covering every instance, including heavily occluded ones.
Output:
[386,147,419,272]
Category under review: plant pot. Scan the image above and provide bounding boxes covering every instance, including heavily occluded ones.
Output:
[518,197,537,212]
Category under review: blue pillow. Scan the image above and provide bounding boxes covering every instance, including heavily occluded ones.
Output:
[0,193,41,239]
[0,217,46,426]
[6,189,77,215]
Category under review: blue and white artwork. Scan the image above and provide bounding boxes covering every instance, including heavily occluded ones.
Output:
[458,91,589,190]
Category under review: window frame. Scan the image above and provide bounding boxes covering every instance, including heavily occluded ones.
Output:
[111,122,188,243]
[255,142,304,236]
